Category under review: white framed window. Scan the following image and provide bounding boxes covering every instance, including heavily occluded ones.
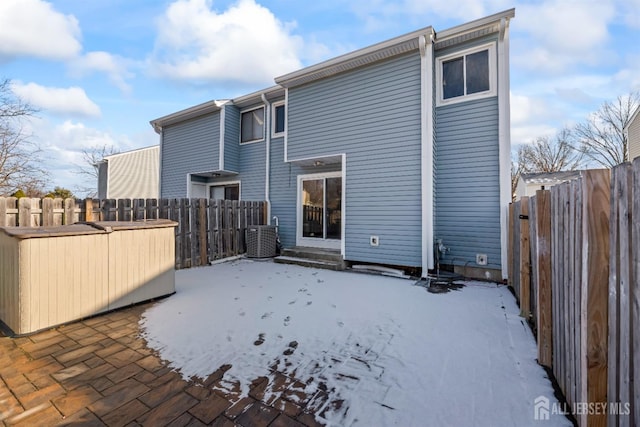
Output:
[272,101,285,137]
[240,107,264,143]
[436,43,496,106]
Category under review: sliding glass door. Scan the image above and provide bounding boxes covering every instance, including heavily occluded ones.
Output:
[298,173,342,249]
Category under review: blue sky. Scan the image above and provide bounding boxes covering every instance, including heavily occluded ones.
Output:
[1,0,639,195]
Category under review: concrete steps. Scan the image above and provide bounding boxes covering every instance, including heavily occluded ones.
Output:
[274,247,346,271]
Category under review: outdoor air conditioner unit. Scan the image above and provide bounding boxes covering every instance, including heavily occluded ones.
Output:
[246,225,277,258]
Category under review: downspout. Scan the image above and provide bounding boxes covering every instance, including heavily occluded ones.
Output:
[420,30,436,277]
[219,106,226,171]
[498,17,512,280]
[261,93,272,224]
[156,124,164,197]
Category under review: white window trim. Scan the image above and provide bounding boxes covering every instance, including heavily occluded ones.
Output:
[207,180,242,200]
[436,42,496,107]
[240,105,265,145]
[271,101,286,138]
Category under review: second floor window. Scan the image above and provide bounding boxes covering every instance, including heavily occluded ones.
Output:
[273,103,285,135]
[241,107,264,143]
[437,43,496,105]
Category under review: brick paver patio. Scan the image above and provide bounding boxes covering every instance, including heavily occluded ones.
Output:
[0,302,323,426]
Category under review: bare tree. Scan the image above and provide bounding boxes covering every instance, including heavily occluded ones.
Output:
[73,144,119,197]
[0,78,49,196]
[573,91,640,168]
[511,145,527,201]
[520,128,583,173]
[510,128,583,201]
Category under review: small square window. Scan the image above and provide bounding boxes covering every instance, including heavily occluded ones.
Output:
[241,107,264,143]
[274,104,285,135]
[437,44,495,105]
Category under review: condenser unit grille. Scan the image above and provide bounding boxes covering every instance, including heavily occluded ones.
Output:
[246,225,277,258]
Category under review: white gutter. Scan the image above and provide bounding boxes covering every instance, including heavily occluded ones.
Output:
[219,106,226,171]
[283,88,289,163]
[420,31,436,277]
[158,133,163,197]
[261,93,272,224]
[498,17,512,279]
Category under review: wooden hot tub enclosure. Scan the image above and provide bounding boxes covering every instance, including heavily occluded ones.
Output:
[0,220,177,336]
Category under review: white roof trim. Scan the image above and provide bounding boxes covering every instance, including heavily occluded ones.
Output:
[275,8,515,89]
[275,28,429,88]
[150,100,229,132]
[103,145,158,161]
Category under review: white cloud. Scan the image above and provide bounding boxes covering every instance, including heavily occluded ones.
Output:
[0,0,81,60]
[402,0,510,21]
[11,82,101,118]
[514,0,616,73]
[70,51,134,94]
[149,0,306,84]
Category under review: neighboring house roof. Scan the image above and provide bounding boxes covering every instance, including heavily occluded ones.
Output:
[98,145,159,200]
[626,104,640,160]
[520,170,583,185]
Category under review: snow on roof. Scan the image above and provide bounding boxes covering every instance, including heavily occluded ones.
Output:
[521,170,583,185]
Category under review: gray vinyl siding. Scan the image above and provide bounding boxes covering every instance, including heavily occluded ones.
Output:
[434,97,501,269]
[238,139,266,200]
[269,136,339,248]
[224,105,240,171]
[161,112,220,197]
[287,53,422,267]
[97,162,108,199]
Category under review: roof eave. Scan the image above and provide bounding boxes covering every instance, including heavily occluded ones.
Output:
[150,100,229,133]
[275,26,432,88]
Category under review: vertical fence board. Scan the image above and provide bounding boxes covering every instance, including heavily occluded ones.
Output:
[632,158,640,426]
[64,198,75,225]
[583,169,610,427]
[520,197,531,319]
[535,190,552,368]
[18,198,31,227]
[146,198,158,220]
[42,197,54,226]
[0,197,6,226]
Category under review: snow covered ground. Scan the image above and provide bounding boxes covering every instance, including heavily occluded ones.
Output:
[140,259,571,426]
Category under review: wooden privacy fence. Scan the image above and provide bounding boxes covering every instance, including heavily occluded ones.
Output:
[0,197,268,270]
[509,163,640,427]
